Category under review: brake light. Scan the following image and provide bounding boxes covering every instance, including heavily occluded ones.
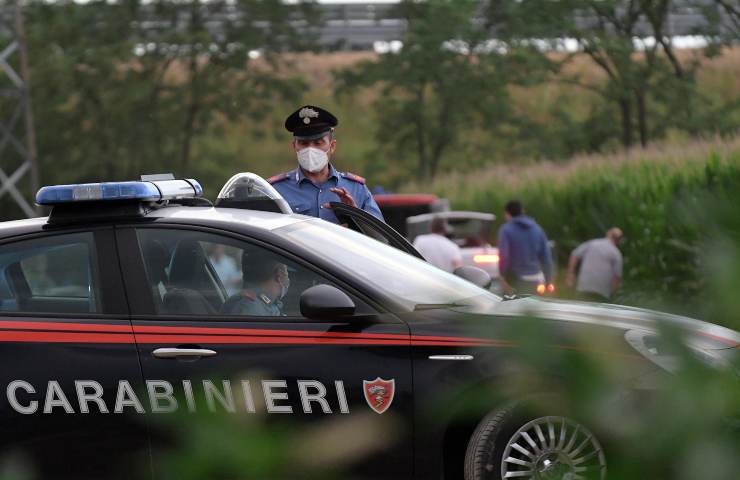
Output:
[547,283,555,293]
[474,254,499,264]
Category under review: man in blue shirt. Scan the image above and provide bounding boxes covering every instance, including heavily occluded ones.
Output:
[497,200,554,295]
[268,105,384,224]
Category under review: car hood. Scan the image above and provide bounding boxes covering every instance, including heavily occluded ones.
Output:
[490,297,740,350]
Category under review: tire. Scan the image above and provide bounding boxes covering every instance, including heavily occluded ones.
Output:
[464,406,606,480]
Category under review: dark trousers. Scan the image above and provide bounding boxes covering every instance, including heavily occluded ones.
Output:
[505,275,540,295]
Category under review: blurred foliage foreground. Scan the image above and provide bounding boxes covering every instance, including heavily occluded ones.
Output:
[4,322,736,479]
[155,338,740,480]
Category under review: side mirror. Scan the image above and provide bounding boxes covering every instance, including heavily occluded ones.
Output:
[300,284,356,320]
[454,266,492,289]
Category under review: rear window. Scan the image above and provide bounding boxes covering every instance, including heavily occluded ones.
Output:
[0,233,100,314]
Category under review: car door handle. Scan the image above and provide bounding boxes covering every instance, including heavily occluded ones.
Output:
[152,348,218,359]
[428,355,474,361]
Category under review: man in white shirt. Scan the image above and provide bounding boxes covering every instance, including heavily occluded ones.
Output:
[413,216,463,273]
[566,228,624,301]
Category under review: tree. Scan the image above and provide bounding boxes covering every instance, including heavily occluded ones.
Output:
[490,0,721,149]
[335,0,516,181]
[22,0,320,189]
[714,0,740,38]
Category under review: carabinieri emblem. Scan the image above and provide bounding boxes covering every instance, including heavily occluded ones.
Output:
[299,107,319,124]
[363,377,395,414]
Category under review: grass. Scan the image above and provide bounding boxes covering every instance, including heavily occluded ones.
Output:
[401,136,740,201]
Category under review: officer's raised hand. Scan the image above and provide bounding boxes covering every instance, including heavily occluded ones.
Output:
[325,187,356,208]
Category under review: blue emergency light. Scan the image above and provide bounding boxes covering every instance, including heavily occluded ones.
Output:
[36,179,203,206]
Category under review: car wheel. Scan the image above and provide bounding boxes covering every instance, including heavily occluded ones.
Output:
[464,406,607,480]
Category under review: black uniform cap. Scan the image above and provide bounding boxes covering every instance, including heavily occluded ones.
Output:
[285,105,338,140]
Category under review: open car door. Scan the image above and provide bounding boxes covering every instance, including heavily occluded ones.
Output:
[329,202,425,260]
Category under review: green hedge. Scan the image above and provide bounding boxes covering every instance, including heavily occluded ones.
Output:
[425,139,740,315]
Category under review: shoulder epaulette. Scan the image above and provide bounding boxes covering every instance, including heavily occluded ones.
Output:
[267,172,291,184]
[342,172,366,185]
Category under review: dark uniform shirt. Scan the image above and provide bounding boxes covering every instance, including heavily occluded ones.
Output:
[268,164,384,224]
[221,287,283,317]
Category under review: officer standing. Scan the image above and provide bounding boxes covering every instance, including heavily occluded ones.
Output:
[268,105,384,224]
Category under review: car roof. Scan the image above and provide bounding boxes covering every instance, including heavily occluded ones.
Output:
[147,206,308,230]
[0,206,308,240]
[0,217,51,240]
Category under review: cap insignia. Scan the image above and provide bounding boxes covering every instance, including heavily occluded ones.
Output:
[299,107,319,125]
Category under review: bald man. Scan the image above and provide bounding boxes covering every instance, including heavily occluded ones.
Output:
[566,228,624,302]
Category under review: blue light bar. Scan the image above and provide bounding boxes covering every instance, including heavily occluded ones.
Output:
[36,179,203,206]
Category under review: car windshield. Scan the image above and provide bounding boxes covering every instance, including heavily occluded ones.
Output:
[279,219,501,309]
[447,218,491,246]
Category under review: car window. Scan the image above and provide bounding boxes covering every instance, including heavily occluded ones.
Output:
[279,219,501,310]
[0,233,100,314]
[136,228,368,318]
[349,216,391,245]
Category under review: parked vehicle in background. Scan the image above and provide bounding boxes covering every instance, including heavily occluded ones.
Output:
[406,211,500,290]
[374,193,449,237]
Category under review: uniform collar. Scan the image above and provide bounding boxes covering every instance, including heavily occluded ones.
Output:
[242,284,273,304]
[295,164,339,184]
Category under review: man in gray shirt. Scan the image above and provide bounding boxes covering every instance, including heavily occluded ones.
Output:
[566,228,624,301]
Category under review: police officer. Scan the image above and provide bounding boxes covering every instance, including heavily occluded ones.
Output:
[268,105,384,224]
[221,255,289,316]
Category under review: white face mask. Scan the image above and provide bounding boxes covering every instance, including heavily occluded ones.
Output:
[297,147,329,173]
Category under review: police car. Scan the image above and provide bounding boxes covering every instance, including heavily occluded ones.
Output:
[0,175,738,480]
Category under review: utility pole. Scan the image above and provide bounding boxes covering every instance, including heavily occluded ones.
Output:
[0,0,39,218]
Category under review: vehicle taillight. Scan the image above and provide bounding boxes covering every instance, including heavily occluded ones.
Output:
[536,283,556,295]
[474,254,499,264]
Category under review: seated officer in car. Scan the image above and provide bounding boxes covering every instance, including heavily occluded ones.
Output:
[221,255,290,316]
[268,105,384,224]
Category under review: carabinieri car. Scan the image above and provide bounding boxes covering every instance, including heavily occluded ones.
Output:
[0,175,737,480]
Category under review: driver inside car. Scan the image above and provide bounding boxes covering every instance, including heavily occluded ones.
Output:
[220,254,290,316]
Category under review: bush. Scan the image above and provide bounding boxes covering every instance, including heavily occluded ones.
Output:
[410,137,740,322]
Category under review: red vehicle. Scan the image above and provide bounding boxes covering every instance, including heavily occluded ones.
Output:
[373,194,449,237]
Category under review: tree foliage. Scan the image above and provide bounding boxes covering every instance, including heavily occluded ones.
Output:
[334,1,739,182]
[336,0,525,181]
[489,0,731,149]
[21,0,319,187]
